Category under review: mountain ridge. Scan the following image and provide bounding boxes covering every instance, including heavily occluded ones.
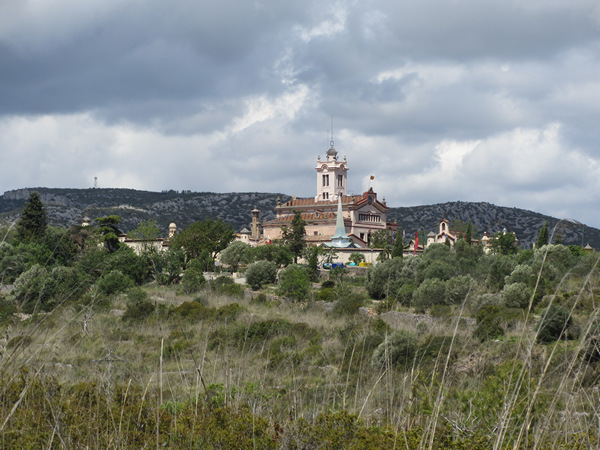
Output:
[1,187,597,249]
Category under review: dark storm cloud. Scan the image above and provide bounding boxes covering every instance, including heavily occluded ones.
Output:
[2,0,600,227]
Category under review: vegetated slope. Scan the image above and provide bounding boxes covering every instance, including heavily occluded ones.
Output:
[387,200,599,249]
[1,188,598,248]
[0,188,290,234]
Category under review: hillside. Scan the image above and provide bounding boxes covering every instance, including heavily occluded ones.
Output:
[1,188,598,248]
[387,201,597,249]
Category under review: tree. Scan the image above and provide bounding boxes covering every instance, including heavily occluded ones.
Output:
[370,229,393,261]
[219,241,250,272]
[170,219,235,265]
[348,253,365,265]
[128,219,160,241]
[16,192,47,243]
[465,220,472,245]
[391,227,403,259]
[95,215,123,253]
[491,231,517,255]
[307,246,319,281]
[536,222,549,249]
[246,260,277,290]
[247,243,293,267]
[278,264,311,300]
[281,211,306,264]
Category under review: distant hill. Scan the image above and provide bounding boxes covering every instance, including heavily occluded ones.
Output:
[1,188,597,249]
[0,188,290,236]
[386,201,596,249]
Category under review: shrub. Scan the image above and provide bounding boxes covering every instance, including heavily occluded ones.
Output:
[0,297,16,325]
[13,264,55,312]
[485,255,517,291]
[317,287,336,302]
[506,264,536,287]
[470,293,503,315]
[321,279,335,289]
[332,292,366,316]
[371,330,418,369]
[98,270,133,296]
[474,305,505,342]
[173,300,214,320]
[106,246,151,285]
[501,282,532,309]
[181,265,206,294]
[278,265,311,301]
[122,297,154,322]
[396,283,417,307]
[245,260,277,290]
[412,278,446,312]
[214,302,242,322]
[237,318,292,343]
[445,275,474,305]
[365,258,404,300]
[537,304,579,343]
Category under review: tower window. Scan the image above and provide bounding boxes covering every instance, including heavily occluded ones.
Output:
[323,192,329,200]
[322,174,329,186]
[337,175,343,187]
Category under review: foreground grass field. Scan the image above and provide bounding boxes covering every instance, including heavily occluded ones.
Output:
[2,268,600,449]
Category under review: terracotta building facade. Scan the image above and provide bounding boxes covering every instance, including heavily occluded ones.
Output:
[260,143,397,247]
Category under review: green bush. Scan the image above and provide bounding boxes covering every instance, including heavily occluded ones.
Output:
[445,275,474,305]
[396,283,417,307]
[501,282,532,309]
[98,270,133,296]
[537,304,579,343]
[371,329,418,369]
[0,297,16,325]
[181,265,206,294]
[317,287,336,302]
[13,264,59,312]
[412,278,446,312]
[278,264,311,301]
[474,305,505,342]
[122,298,155,322]
[321,279,335,289]
[332,292,366,316]
[365,258,404,300]
[236,318,292,343]
[245,260,277,290]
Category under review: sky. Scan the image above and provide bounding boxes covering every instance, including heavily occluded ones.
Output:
[2,1,600,227]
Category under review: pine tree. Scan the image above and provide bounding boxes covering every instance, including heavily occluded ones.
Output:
[16,192,47,242]
[391,227,403,258]
[537,222,549,248]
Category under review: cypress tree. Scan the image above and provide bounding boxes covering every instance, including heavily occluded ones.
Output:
[465,220,472,245]
[537,222,549,248]
[391,227,403,258]
[282,211,306,263]
[16,192,47,242]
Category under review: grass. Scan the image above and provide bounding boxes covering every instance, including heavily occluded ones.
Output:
[3,254,600,446]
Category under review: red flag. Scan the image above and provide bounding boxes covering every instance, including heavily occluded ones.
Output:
[414,231,418,254]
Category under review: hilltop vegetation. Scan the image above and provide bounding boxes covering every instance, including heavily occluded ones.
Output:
[1,194,600,447]
[1,187,599,248]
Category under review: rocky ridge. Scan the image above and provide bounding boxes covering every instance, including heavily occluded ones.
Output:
[1,188,597,248]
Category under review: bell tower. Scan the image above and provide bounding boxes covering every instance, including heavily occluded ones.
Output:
[315,140,348,202]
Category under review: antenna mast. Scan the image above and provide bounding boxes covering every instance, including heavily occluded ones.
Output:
[330,114,334,148]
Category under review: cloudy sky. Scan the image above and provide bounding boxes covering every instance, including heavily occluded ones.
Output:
[2,1,600,227]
